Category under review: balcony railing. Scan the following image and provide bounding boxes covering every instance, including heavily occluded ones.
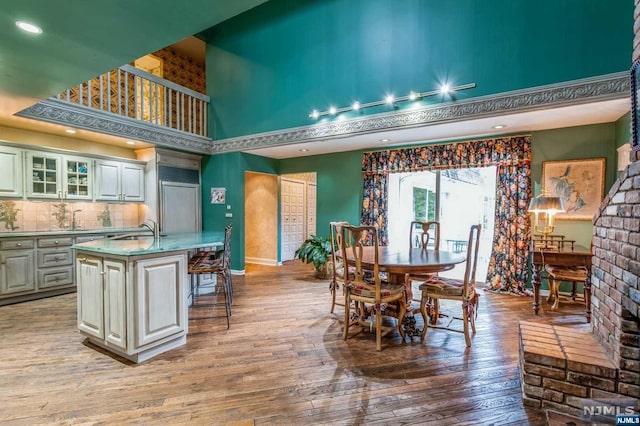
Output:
[55,64,209,138]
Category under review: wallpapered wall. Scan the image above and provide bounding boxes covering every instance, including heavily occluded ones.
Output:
[150,47,206,94]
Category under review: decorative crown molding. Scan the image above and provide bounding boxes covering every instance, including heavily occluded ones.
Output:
[16,72,629,156]
[16,98,213,154]
[210,72,630,154]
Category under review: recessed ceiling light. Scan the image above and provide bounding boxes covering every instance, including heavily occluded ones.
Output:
[299,148,309,152]
[492,124,506,129]
[126,141,136,145]
[380,138,390,143]
[65,129,76,134]
[16,21,42,34]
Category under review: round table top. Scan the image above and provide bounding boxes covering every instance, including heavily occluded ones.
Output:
[343,246,466,275]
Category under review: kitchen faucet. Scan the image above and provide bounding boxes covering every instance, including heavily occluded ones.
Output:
[140,219,159,239]
[72,209,82,230]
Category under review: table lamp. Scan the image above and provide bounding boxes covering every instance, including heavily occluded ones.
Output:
[528,193,565,238]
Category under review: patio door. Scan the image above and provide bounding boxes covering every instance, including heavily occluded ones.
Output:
[388,167,497,281]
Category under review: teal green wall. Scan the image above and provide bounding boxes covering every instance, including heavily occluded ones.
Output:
[615,112,631,149]
[529,123,618,248]
[203,121,627,271]
[203,0,632,139]
[201,152,278,270]
[279,150,364,233]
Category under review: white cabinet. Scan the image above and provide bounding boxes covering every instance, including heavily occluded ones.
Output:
[95,160,145,202]
[0,246,35,295]
[0,146,24,198]
[26,153,92,200]
[76,256,127,351]
[76,251,187,362]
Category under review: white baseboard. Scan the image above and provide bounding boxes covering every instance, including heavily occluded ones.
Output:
[245,256,278,266]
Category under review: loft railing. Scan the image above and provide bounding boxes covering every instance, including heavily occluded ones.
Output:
[55,64,210,137]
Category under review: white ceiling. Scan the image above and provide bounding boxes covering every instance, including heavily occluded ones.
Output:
[246,98,631,159]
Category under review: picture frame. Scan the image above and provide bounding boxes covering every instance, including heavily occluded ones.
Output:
[210,187,226,204]
[631,59,640,152]
[542,158,606,221]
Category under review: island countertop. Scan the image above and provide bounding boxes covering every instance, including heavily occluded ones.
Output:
[71,231,225,256]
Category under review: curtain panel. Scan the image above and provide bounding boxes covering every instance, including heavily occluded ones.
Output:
[360,135,532,294]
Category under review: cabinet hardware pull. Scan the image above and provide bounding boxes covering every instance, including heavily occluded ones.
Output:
[78,257,87,263]
[17,243,22,247]
[54,240,59,244]
[100,271,106,275]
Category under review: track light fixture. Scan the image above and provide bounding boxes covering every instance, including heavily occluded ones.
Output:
[308,82,475,119]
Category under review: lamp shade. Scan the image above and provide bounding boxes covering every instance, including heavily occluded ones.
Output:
[527,195,566,213]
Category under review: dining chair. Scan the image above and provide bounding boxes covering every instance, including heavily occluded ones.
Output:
[543,238,588,318]
[405,221,441,302]
[328,221,352,313]
[341,224,406,351]
[418,223,481,347]
[187,224,233,329]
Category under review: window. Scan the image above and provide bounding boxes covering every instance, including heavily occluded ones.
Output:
[388,166,496,282]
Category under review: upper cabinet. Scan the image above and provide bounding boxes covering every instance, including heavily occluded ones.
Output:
[0,146,24,198]
[95,160,145,202]
[26,153,93,200]
[0,142,145,202]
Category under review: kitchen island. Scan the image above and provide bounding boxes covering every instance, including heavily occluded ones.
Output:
[72,231,224,363]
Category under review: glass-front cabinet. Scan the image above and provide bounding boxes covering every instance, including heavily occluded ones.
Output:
[27,153,92,200]
[64,157,92,199]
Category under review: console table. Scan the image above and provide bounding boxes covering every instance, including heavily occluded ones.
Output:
[529,242,592,322]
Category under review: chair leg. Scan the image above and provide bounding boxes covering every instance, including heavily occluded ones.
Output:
[462,304,471,347]
[343,292,351,341]
[550,278,560,310]
[375,306,382,351]
[330,278,337,313]
[419,294,429,343]
[571,281,577,301]
[396,299,406,340]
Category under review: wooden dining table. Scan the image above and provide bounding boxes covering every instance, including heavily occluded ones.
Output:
[340,246,467,337]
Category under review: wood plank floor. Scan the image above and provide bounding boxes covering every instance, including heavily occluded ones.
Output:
[0,262,591,425]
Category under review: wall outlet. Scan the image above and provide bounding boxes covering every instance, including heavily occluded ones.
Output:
[226,205,232,210]
[225,212,233,218]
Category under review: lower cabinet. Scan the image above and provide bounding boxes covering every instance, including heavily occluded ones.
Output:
[76,252,187,363]
[0,249,35,295]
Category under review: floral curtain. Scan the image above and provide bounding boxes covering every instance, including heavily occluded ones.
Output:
[361,135,532,294]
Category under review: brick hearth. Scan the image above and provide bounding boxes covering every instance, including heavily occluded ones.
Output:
[519,321,619,417]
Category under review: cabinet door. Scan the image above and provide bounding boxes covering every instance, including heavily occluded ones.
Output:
[0,250,35,295]
[27,153,61,199]
[62,155,92,200]
[103,259,127,350]
[77,256,104,339]
[134,255,186,348]
[121,163,145,202]
[0,146,24,198]
[95,160,122,201]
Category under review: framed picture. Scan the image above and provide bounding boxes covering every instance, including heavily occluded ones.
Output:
[631,59,640,152]
[210,187,226,204]
[542,158,606,220]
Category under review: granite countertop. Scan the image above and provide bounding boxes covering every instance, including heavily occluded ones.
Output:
[72,231,225,256]
[0,228,144,238]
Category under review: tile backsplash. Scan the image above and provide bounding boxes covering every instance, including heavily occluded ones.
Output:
[0,200,141,233]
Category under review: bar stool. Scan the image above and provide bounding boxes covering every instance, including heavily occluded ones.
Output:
[187,224,233,328]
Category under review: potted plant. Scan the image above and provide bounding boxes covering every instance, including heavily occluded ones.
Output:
[294,235,332,279]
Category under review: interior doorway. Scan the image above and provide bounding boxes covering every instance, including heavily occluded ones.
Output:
[244,172,278,266]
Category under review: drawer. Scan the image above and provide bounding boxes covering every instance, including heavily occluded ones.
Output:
[38,237,73,248]
[37,248,73,268]
[0,239,35,250]
[75,235,106,244]
[37,266,74,289]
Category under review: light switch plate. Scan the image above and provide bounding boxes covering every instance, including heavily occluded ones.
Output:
[226,205,232,210]
[225,212,233,218]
